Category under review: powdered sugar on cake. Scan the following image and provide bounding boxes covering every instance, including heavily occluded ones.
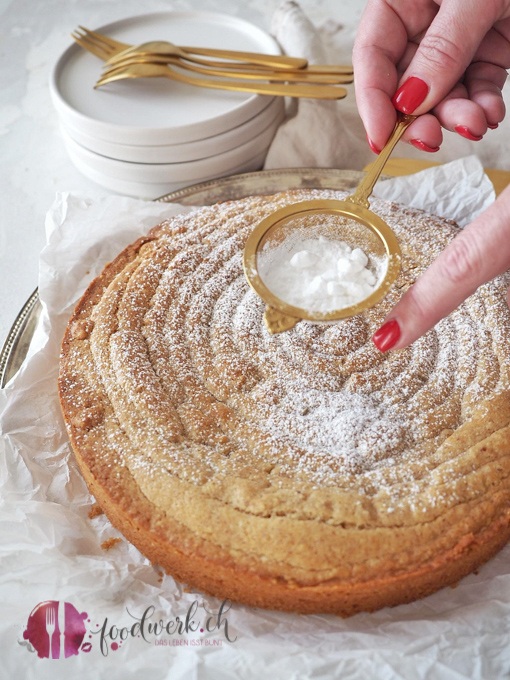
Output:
[61,189,510,507]
[261,386,409,470]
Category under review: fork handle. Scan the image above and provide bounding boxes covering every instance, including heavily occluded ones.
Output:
[153,67,346,99]
[179,45,308,70]
[96,63,348,99]
[107,56,352,84]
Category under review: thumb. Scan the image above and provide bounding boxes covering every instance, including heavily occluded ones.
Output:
[392,0,500,114]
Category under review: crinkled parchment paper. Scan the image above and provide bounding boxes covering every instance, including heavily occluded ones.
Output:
[1,159,510,680]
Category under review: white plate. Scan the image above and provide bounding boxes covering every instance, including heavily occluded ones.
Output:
[66,147,269,200]
[61,115,279,181]
[50,11,281,146]
[60,96,284,163]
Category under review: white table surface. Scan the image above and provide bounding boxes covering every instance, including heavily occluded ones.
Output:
[0,0,365,348]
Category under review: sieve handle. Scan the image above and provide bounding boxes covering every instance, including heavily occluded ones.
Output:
[348,113,416,209]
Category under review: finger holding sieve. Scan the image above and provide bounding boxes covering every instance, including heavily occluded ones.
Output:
[243,112,417,333]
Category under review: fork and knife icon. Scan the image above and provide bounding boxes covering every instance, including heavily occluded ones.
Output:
[45,601,66,659]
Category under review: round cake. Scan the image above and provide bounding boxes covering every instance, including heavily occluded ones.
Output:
[58,189,510,616]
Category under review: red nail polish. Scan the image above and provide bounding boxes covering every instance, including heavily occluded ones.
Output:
[372,319,401,353]
[454,125,483,141]
[392,77,429,114]
[410,139,440,153]
[367,135,381,155]
[488,123,499,130]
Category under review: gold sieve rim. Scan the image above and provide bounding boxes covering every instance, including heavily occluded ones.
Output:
[242,198,402,333]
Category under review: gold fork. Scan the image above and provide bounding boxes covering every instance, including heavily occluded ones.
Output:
[72,27,307,70]
[100,55,353,85]
[107,39,354,76]
[71,28,349,98]
[94,61,349,99]
[71,27,353,79]
[72,26,308,70]
[109,39,309,71]
[71,27,128,60]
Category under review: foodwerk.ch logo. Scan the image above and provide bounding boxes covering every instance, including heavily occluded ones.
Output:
[21,598,237,659]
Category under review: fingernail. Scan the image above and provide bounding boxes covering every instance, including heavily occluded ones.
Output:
[372,319,401,353]
[392,76,429,114]
[488,123,499,130]
[454,125,483,141]
[367,135,381,155]
[410,139,440,153]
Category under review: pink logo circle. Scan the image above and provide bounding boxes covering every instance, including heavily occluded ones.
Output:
[23,600,89,659]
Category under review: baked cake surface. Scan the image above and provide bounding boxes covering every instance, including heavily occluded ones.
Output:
[58,189,510,615]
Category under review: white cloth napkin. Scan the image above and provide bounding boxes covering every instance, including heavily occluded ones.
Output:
[265,0,371,171]
[266,0,510,172]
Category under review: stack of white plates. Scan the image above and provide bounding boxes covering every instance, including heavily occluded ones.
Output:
[50,12,286,199]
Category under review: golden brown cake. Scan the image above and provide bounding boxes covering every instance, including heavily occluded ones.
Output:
[58,189,510,616]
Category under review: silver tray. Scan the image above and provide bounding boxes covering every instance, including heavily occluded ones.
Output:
[0,167,363,388]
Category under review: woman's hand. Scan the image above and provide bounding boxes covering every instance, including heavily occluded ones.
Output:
[352,0,510,351]
[372,184,510,351]
[353,0,510,154]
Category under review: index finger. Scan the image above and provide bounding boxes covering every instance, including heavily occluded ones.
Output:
[375,184,510,351]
